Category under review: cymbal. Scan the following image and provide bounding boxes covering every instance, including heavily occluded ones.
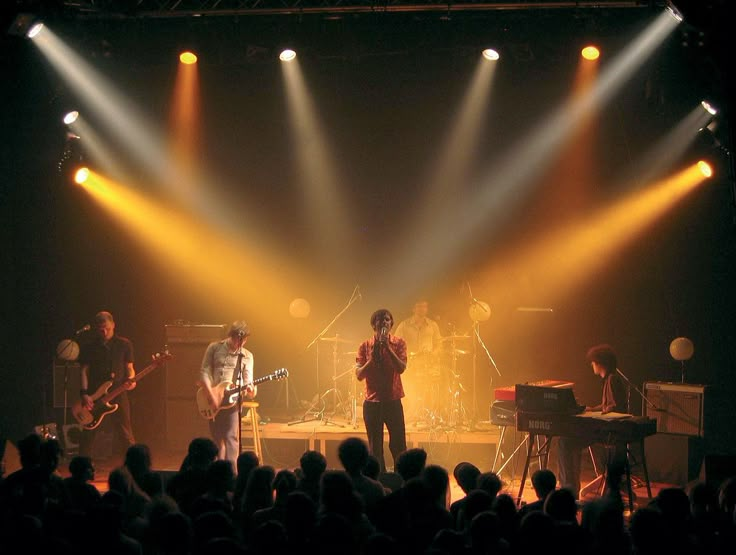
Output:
[445,348,468,355]
[320,336,353,343]
[441,335,471,341]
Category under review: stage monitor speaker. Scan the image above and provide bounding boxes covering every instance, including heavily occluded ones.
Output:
[644,382,705,437]
[698,454,736,488]
[53,362,82,408]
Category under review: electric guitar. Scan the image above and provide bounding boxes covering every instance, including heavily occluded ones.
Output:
[71,351,173,430]
[196,368,289,420]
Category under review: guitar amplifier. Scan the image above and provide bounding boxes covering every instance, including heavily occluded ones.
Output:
[644,382,706,436]
[164,324,226,452]
[490,400,516,426]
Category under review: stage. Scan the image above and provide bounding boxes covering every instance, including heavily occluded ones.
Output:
[239,416,503,473]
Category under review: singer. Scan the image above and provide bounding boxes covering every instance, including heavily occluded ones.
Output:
[198,321,256,469]
[557,344,629,499]
[355,309,408,472]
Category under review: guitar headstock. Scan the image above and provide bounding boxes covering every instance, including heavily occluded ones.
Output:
[151,350,174,364]
[274,368,288,379]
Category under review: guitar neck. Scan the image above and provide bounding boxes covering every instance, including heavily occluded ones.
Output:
[99,357,169,404]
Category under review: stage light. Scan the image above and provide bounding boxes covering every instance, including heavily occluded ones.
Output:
[27,22,44,38]
[279,49,296,62]
[700,100,717,116]
[482,49,500,61]
[697,160,712,177]
[63,111,79,125]
[581,46,600,61]
[74,167,90,184]
[666,3,684,22]
[179,51,197,65]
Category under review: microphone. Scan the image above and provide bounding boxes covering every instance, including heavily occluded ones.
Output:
[75,324,91,335]
[380,326,388,342]
[236,329,246,338]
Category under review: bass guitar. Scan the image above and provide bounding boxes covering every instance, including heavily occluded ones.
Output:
[71,351,173,430]
[196,368,289,420]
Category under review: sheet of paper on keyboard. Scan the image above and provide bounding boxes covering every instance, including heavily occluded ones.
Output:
[580,411,633,420]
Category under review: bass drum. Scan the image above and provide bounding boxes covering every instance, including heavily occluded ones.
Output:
[401,352,445,425]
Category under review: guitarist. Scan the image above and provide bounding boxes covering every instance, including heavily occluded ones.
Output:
[198,321,257,469]
[78,311,137,465]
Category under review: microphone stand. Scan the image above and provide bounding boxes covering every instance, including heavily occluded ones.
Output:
[235,351,244,457]
[291,285,361,425]
[615,368,660,413]
[613,368,661,497]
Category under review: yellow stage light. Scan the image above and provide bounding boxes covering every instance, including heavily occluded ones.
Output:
[74,167,90,184]
[179,51,198,65]
[581,46,600,60]
[279,49,296,62]
[697,160,713,177]
[482,49,500,61]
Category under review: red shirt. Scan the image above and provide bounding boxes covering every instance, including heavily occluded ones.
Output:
[356,335,407,402]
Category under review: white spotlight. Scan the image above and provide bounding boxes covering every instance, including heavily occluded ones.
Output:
[701,100,718,116]
[63,111,79,125]
[279,49,296,62]
[482,48,500,61]
[27,22,44,38]
[665,3,684,22]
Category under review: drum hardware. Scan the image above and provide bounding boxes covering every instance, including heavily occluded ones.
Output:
[291,285,361,426]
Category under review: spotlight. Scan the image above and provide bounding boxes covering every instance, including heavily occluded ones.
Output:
[279,49,296,62]
[27,22,44,38]
[63,111,79,125]
[581,46,600,60]
[74,167,90,184]
[700,100,718,116]
[697,160,712,178]
[179,51,198,65]
[482,48,500,61]
[665,3,684,22]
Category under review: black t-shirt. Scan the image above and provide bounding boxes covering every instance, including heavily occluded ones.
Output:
[78,335,134,388]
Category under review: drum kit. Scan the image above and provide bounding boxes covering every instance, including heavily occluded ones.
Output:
[402,334,475,430]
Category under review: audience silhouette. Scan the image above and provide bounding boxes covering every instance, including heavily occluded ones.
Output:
[1,431,735,555]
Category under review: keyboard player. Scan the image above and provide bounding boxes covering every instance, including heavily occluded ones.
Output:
[558,344,628,499]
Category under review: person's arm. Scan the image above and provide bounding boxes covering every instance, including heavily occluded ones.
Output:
[122,361,137,390]
[386,337,407,374]
[80,363,93,410]
[356,342,371,381]
[430,321,443,354]
[197,343,218,406]
[244,352,257,399]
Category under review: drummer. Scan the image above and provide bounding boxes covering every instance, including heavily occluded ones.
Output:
[393,299,443,368]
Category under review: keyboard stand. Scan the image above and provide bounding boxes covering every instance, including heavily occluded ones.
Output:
[579,440,653,512]
[515,432,553,507]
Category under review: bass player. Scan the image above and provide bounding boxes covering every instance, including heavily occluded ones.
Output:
[198,321,257,469]
[78,311,137,465]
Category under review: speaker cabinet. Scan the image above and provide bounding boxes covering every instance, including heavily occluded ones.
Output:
[644,382,706,437]
[645,434,705,486]
[164,325,225,453]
